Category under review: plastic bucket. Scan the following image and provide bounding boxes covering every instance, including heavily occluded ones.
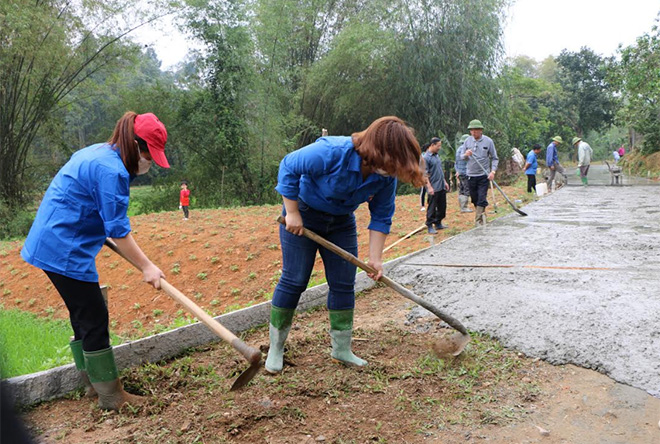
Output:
[535,183,547,196]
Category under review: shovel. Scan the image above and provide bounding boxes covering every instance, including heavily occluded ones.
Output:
[473,157,527,216]
[103,239,262,390]
[277,216,470,357]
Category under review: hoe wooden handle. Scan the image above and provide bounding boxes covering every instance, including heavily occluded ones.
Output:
[104,239,261,365]
[276,216,468,335]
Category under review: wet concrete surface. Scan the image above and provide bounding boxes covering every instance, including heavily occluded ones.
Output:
[390,164,660,397]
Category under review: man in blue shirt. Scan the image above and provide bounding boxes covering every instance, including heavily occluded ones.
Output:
[545,136,567,191]
[423,137,450,234]
[524,144,542,193]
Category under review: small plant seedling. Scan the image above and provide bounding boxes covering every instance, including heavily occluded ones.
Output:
[204,242,211,249]
[247,272,257,280]
[28,298,36,306]
[189,254,197,261]
[3,289,11,296]
[230,265,239,272]
[167,250,174,256]
[171,263,181,274]
[231,288,241,296]
[126,269,134,276]
[194,292,203,301]
[246,253,255,261]
[210,256,219,264]
[133,303,141,310]
[152,309,163,317]
[197,272,208,280]
[210,299,219,306]
[267,244,279,250]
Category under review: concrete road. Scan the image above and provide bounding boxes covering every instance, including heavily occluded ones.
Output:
[391,164,660,397]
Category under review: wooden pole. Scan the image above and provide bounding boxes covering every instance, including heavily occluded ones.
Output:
[383,224,426,253]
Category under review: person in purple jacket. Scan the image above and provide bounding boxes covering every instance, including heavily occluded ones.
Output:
[21,112,169,411]
[266,116,424,374]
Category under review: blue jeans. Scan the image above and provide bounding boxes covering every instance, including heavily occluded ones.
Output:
[272,201,358,311]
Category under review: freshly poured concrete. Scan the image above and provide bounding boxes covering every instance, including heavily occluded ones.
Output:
[391,165,660,397]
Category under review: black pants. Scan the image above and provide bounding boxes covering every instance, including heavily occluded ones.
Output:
[419,187,427,207]
[468,175,489,208]
[425,190,446,227]
[182,205,189,218]
[526,174,536,193]
[44,271,110,352]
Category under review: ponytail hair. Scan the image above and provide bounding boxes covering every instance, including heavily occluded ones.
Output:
[109,111,140,175]
[352,116,425,187]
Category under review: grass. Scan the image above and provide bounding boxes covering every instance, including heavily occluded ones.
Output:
[0,308,73,378]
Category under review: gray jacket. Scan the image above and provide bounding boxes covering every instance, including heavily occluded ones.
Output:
[422,151,445,190]
[459,135,499,177]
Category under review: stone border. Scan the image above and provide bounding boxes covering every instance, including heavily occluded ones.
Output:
[5,243,441,407]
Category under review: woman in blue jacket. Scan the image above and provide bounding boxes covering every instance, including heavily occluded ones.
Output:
[21,112,169,410]
[266,116,425,373]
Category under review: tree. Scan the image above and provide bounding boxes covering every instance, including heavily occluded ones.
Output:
[0,0,162,209]
[610,18,660,154]
[555,48,617,137]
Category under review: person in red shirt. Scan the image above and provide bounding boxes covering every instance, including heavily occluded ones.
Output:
[179,181,190,220]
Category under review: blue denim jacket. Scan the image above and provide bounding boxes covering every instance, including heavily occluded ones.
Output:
[22,144,131,282]
[275,136,397,234]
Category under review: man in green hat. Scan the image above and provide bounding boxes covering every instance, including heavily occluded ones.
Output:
[454,134,473,213]
[458,119,499,226]
[573,137,593,185]
[546,136,567,191]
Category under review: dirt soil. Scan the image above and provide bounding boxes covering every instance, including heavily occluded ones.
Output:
[0,191,513,337]
[4,186,659,443]
[22,286,660,443]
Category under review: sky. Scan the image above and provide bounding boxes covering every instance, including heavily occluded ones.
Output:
[136,0,660,70]
[503,0,660,61]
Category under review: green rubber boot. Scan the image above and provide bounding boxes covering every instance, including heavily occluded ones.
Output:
[581,176,588,186]
[329,309,367,367]
[265,306,295,374]
[84,347,144,411]
[70,340,96,398]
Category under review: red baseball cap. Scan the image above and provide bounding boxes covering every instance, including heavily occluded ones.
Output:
[134,113,169,168]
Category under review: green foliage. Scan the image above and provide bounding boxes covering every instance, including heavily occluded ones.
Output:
[555,48,617,136]
[0,203,35,239]
[610,20,660,154]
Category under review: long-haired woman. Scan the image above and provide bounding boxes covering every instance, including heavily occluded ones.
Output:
[266,116,424,373]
